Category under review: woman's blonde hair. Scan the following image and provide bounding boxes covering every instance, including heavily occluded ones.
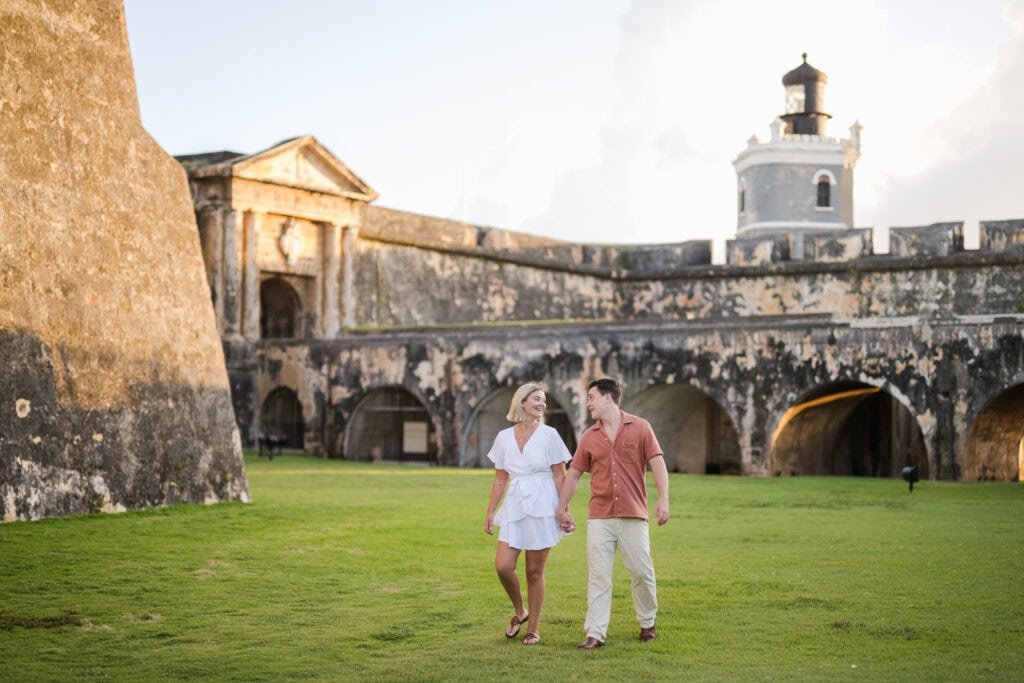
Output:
[506,382,546,423]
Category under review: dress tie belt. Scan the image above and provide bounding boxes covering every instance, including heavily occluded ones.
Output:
[507,471,551,510]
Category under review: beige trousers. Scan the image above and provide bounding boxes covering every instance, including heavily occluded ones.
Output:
[584,517,658,641]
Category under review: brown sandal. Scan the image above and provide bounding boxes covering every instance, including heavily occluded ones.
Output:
[523,632,541,645]
[505,613,528,638]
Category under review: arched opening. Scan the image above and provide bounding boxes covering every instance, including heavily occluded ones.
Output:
[260,277,301,339]
[345,387,436,464]
[770,382,928,477]
[261,386,304,449]
[622,384,741,474]
[460,387,577,468]
[816,176,831,208]
[964,383,1024,481]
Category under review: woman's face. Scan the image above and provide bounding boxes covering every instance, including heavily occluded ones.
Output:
[522,390,547,420]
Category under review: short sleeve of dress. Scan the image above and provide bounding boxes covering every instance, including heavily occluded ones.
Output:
[544,426,572,466]
[485,429,508,469]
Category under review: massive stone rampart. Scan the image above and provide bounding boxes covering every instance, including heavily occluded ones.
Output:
[0,0,249,521]
[353,209,1023,326]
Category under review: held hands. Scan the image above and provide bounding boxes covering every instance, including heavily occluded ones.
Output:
[557,508,575,533]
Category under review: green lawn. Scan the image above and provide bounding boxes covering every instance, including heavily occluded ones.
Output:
[1,454,1022,682]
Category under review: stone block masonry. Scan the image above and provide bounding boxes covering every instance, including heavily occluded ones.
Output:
[0,0,249,521]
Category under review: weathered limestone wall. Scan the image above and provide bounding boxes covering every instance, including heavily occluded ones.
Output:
[0,0,249,521]
[351,240,621,326]
[263,310,1023,479]
[352,211,1022,326]
[240,204,1023,480]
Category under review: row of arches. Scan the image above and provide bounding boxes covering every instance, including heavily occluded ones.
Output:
[259,379,1023,480]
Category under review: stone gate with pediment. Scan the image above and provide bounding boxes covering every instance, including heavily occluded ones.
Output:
[180,136,1024,482]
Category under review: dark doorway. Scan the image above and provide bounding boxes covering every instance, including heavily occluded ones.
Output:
[623,384,741,474]
[345,387,435,464]
[260,278,300,339]
[261,386,304,449]
[964,383,1024,481]
[771,382,928,477]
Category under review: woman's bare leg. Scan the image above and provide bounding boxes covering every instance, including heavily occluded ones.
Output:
[523,547,551,636]
[495,542,527,629]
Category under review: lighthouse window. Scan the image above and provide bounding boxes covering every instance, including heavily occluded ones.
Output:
[739,188,746,212]
[816,177,831,208]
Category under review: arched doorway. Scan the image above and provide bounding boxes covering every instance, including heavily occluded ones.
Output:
[260,277,301,339]
[261,386,304,449]
[345,387,436,464]
[770,382,928,477]
[622,384,741,474]
[964,383,1024,481]
[461,387,577,467]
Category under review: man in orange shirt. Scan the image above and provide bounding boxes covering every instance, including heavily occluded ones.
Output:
[557,378,670,650]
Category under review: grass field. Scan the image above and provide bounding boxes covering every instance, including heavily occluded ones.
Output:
[1,454,1022,682]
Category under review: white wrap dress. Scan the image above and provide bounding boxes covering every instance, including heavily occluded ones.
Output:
[487,423,572,550]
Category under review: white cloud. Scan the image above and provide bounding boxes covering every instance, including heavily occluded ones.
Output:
[469,0,1021,246]
[859,0,1024,230]
[124,0,1022,247]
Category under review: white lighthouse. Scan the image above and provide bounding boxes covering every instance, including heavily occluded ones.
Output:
[733,54,862,240]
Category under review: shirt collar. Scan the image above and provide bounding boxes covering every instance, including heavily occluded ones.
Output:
[589,409,631,431]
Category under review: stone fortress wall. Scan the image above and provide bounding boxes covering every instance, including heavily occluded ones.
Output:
[187,141,1023,483]
[1,0,250,521]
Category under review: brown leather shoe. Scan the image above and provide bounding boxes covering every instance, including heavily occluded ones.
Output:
[640,625,656,642]
[577,636,604,650]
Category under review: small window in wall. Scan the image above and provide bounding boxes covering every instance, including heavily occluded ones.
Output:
[260,278,301,339]
[739,188,746,213]
[817,177,831,207]
[811,168,835,206]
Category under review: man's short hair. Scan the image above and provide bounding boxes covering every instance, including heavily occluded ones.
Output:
[588,378,621,405]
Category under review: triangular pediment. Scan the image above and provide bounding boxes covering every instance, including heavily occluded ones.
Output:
[231,136,377,201]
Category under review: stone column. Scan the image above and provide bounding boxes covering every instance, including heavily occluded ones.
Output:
[340,225,359,329]
[322,222,341,338]
[222,209,242,339]
[199,206,225,332]
[242,211,261,341]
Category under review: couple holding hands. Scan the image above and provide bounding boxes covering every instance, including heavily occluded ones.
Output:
[484,378,670,649]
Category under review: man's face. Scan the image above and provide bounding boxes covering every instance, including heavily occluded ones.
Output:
[586,388,610,419]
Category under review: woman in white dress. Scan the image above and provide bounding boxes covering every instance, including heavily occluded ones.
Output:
[484,382,572,645]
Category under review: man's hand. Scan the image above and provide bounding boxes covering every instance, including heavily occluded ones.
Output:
[654,497,669,526]
[557,508,575,533]
[648,455,670,526]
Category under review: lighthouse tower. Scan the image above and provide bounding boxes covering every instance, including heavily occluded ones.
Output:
[733,54,862,239]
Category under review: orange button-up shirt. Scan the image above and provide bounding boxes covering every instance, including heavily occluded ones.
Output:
[571,410,663,520]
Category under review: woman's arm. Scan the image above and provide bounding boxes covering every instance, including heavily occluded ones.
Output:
[557,467,582,532]
[550,461,566,490]
[485,469,509,535]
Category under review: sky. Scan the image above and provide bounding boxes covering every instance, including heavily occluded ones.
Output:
[124,0,1024,255]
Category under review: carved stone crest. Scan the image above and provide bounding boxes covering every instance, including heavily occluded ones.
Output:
[278,219,304,265]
